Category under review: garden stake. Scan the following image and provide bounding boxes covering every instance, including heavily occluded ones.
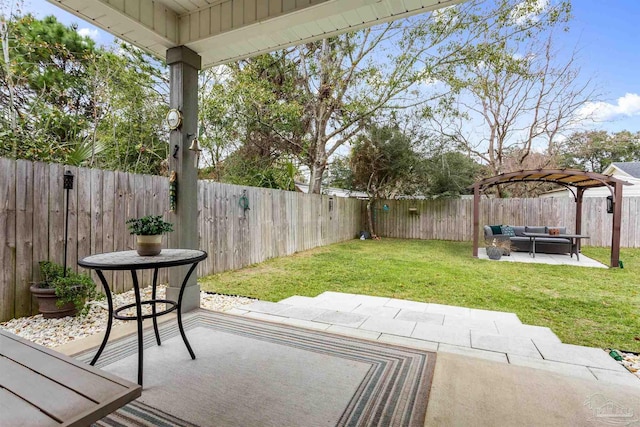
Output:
[63,171,74,277]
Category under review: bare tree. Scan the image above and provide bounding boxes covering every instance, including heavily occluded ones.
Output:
[430,33,596,196]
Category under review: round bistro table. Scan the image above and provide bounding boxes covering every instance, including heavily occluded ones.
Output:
[79,249,207,386]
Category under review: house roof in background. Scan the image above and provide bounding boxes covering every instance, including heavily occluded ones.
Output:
[606,162,640,178]
[295,182,368,199]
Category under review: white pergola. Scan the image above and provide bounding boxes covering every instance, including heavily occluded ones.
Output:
[48,0,461,309]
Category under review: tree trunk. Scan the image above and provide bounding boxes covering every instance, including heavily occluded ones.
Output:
[366,199,375,237]
[308,162,326,194]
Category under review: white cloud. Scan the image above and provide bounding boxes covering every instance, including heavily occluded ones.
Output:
[78,28,100,41]
[510,0,549,26]
[578,93,640,122]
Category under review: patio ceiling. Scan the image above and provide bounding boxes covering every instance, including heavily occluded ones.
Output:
[47,0,464,69]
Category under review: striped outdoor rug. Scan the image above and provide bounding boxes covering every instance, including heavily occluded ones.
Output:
[84,310,436,427]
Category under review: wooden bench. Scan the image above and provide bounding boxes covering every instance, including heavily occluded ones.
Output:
[0,329,141,427]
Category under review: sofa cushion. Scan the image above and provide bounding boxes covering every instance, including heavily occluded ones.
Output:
[512,226,526,237]
[489,225,503,234]
[525,226,546,234]
[484,225,493,236]
[501,226,516,237]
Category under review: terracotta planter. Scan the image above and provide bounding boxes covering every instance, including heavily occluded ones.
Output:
[136,235,163,256]
[30,285,77,318]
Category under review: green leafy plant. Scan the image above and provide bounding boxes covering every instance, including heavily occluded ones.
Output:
[126,215,174,235]
[53,273,98,316]
[36,261,97,316]
[38,260,68,287]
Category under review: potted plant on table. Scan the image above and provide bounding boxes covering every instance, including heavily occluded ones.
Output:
[30,261,97,318]
[126,215,174,256]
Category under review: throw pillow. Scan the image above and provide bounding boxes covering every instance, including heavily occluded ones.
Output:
[489,225,503,235]
[501,226,516,237]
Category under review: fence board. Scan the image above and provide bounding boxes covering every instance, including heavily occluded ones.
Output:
[15,161,33,318]
[0,159,17,321]
[32,162,49,314]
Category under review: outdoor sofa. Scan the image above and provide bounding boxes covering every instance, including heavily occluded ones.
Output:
[484,225,572,255]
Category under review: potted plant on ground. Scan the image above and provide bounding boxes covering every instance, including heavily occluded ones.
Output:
[485,238,513,260]
[30,261,97,318]
[126,214,174,256]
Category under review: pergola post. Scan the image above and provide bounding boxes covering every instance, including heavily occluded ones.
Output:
[472,184,480,257]
[611,182,623,268]
[575,187,584,255]
[166,46,201,311]
[575,187,584,236]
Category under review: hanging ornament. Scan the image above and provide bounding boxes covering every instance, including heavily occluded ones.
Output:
[169,170,177,212]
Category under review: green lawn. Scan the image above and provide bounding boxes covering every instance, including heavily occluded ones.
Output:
[199,239,640,352]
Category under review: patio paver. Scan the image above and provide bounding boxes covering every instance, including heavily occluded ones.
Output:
[438,343,509,364]
[395,309,444,325]
[231,291,639,387]
[359,316,416,336]
[412,323,471,347]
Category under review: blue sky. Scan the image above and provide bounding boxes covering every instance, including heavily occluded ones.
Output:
[20,0,640,134]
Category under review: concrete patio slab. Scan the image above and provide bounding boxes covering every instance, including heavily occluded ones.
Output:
[377,334,439,352]
[477,250,607,268]
[230,291,639,389]
[277,295,315,306]
[535,341,630,372]
[279,317,331,331]
[351,305,400,318]
[471,332,542,359]
[359,316,416,337]
[438,343,509,364]
[279,306,330,321]
[425,303,471,317]
[383,298,430,311]
[425,352,640,427]
[395,309,444,325]
[588,367,640,387]
[468,309,522,324]
[325,325,381,341]
[412,323,471,347]
[243,301,291,316]
[495,322,562,343]
[507,355,596,381]
[443,317,499,333]
[312,310,367,328]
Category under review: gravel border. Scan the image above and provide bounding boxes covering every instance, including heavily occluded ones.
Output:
[0,285,255,349]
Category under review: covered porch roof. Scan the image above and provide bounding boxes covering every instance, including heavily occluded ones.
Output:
[46,0,462,311]
[47,0,463,69]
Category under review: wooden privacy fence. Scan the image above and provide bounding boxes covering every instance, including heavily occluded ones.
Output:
[374,197,640,247]
[3,156,639,322]
[0,158,363,322]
